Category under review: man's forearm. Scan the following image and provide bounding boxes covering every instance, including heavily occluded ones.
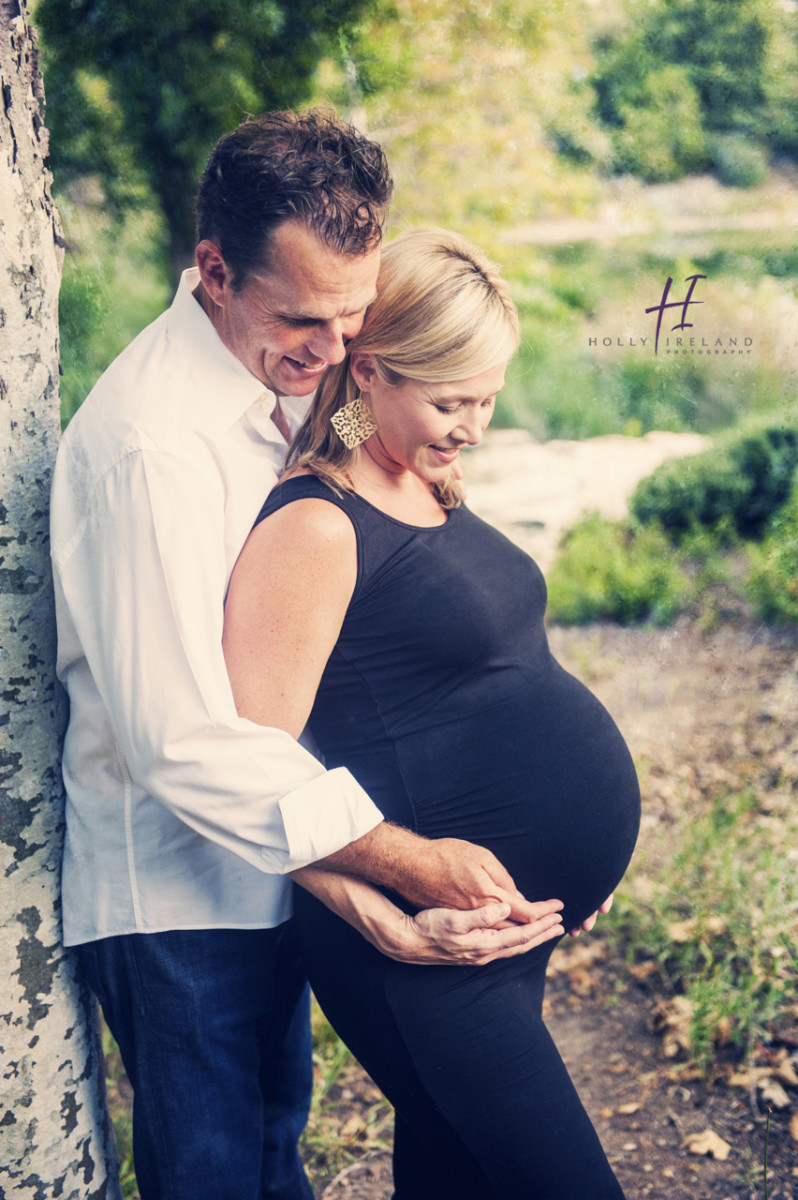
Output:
[315,821,542,924]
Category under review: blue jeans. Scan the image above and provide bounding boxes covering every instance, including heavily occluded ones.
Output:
[77,924,314,1200]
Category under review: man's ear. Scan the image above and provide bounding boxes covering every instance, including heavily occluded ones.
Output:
[196,241,232,307]
[349,352,377,392]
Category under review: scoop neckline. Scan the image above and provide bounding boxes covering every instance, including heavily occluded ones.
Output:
[278,473,456,532]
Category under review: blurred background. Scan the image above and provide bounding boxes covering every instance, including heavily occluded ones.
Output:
[32,0,798,436]
[33,0,798,627]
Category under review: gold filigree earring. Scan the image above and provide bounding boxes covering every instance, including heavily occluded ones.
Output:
[329,393,378,449]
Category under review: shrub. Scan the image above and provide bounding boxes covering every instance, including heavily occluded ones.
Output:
[745,486,798,624]
[631,424,798,541]
[708,133,770,189]
[546,514,691,626]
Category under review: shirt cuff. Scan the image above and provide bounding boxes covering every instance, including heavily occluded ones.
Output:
[260,767,384,872]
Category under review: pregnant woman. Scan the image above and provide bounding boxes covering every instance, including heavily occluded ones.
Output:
[223,228,640,1198]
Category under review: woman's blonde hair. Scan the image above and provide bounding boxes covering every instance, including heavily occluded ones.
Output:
[286,227,520,507]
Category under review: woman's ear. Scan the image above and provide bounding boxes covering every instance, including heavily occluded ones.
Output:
[349,352,377,392]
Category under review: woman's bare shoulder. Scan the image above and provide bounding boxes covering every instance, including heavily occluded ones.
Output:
[242,486,356,570]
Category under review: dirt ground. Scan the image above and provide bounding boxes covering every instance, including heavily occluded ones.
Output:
[317,620,798,1200]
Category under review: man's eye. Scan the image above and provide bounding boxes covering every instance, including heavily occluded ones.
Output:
[434,405,457,414]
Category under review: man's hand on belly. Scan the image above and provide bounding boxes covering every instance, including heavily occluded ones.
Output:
[316,821,560,926]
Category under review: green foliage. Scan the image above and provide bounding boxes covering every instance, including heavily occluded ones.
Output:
[320,0,607,243]
[592,0,798,184]
[745,485,798,624]
[707,133,770,189]
[596,54,707,182]
[36,0,375,277]
[545,427,798,631]
[613,790,798,1076]
[493,229,797,443]
[57,199,169,426]
[546,514,691,626]
[631,424,798,541]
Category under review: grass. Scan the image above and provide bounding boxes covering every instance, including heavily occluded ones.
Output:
[302,998,393,1185]
[611,787,798,1077]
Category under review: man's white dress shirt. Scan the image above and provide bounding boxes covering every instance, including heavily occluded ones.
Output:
[51,269,382,946]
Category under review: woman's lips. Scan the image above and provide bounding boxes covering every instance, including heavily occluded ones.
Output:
[430,445,460,463]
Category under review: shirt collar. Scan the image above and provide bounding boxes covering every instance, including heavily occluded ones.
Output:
[167,268,288,435]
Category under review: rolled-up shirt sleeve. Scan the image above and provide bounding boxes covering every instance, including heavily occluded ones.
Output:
[53,444,383,875]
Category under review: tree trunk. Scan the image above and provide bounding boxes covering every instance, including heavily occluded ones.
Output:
[0,4,121,1196]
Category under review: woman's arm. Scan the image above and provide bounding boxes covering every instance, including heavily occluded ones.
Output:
[223,496,358,738]
[224,498,397,894]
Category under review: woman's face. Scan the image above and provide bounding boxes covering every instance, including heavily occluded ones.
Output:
[350,354,507,485]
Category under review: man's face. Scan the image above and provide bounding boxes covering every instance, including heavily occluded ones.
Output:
[202,220,380,397]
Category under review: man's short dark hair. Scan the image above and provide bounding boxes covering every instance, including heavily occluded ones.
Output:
[195,109,393,290]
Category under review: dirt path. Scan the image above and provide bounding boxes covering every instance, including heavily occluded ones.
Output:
[319,621,798,1200]
[502,171,798,249]
[463,427,709,573]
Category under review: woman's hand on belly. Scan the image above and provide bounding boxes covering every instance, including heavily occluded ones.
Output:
[569,894,614,937]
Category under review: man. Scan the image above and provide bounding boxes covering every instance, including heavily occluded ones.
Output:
[51,110,560,1200]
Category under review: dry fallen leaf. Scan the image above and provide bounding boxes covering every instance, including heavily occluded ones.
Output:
[617,1103,640,1115]
[339,1114,367,1140]
[759,1077,792,1110]
[567,966,598,996]
[775,1057,798,1088]
[729,1067,771,1089]
[715,1015,734,1046]
[650,995,693,1058]
[667,919,696,943]
[628,960,657,981]
[683,1129,732,1161]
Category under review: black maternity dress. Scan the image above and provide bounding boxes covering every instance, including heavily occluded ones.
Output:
[255,476,641,1200]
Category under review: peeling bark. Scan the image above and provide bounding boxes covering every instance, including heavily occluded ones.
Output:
[0,4,120,1195]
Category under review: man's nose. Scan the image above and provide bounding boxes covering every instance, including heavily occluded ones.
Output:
[307,316,361,365]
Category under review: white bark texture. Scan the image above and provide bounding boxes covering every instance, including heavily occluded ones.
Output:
[0,4,121,1196]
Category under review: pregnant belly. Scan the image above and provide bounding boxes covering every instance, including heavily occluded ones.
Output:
[368,664,641,934]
